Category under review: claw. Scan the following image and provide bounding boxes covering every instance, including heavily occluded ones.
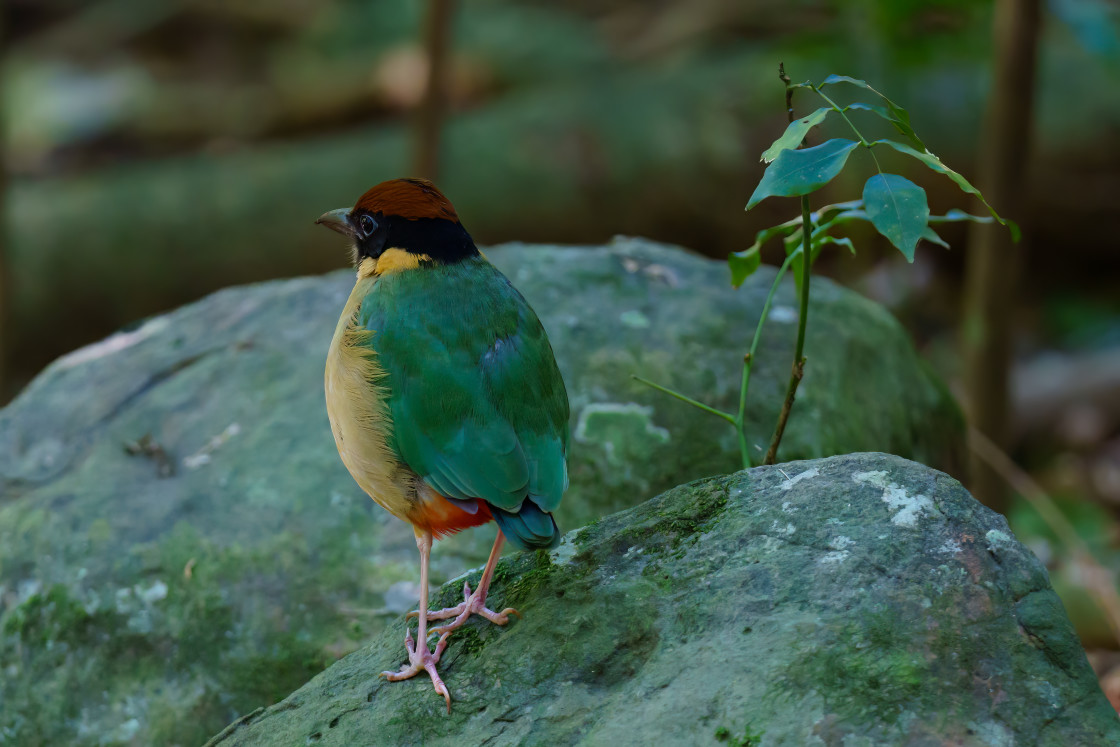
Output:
[387,531,514,712]
[380,627,454,712]
[427,580,520,635]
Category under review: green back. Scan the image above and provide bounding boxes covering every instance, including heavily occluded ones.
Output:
[356,256,569,527]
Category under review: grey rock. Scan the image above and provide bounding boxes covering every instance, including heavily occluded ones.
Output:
[0,239,963,745]
[208,454,1119,747]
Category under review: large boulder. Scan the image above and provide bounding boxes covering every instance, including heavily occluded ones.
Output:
[208,453,1118,747]
[0,239,962,745]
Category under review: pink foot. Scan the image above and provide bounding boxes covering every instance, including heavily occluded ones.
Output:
[410,580,521,636]
[380,625,453,712]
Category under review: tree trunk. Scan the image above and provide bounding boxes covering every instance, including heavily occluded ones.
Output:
[0,15,8,402]
[414,0,454,181]
[962,0,1042,513]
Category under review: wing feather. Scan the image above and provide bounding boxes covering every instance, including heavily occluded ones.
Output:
[356,258,569,539]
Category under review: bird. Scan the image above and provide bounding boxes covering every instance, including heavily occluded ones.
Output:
[316,178,569,711]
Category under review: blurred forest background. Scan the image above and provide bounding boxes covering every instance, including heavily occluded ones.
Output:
[3,0,1120,707]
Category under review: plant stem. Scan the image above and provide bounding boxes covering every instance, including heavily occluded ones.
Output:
[736,355,752,468]
[630,375,736,425]
[809,86,869,146]
[633,245,796,458]
[811,85,887,173]
[735,249,800,467]
[764,196,812,465]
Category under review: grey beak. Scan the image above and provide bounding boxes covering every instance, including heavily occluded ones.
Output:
[315,208,355,239]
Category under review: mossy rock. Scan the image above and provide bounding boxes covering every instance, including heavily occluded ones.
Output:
[0,239,962,745]
[207,453,1118,746]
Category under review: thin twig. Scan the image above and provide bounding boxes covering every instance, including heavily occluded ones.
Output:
[969,427,1120,646]
[631,375,736,424]
[736,353,752,468]
[763,204,810,465]
[779,62,794,123]
[735,249,800,467]
[764,64,813,465]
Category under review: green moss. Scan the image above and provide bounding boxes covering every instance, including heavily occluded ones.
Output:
[504,550,559,604]
[0,517,360,744]
[450,625,488,657]
[714,723,764,746]
[0,584,163,741]
[785,607,927,724]
[2,584,91,644]
[604,478,729,561]
[225,644,331,710]
[656,480,729,540]
[87,518,114,547]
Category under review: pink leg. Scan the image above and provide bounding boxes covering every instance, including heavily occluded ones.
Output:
[380,529,452,712]
[414,531,520,636]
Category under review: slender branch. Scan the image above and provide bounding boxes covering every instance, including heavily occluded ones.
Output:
[750,250,799,366]
[779,62,794,122]
[811,84,886,174]
[630,375,736,425]
[736,354,752,468]
[636,248,799,458]
[809,86,870,147]
[764,196,813,465]
[734,249,800,468]
[761,64,814,465]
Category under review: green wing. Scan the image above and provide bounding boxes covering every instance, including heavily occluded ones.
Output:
[357,257,569,547]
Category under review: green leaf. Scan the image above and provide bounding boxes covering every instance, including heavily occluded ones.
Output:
[783,228,803,256]
[761,107,831,163]
[815,200,864,218]
[820,74,872,88]
[819,208,869,226]
[746,138,860,210]
[921,225,950,249]
[872,139,1021,241]
[809,234,856,264]
[927,209,995,225]
[729,245,763,287]
[879,101,923,151]
[749,219,803,247]
[818,76,925,150]
[845,101,892,119]
[862,173,929,262]
[844,103,925,151]
[730,201,866,287]
[814,234,856,255]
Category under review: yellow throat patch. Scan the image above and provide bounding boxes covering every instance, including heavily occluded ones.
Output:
[358,248,432,279]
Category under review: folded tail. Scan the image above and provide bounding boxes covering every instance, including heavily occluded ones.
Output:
[489,498,560,550]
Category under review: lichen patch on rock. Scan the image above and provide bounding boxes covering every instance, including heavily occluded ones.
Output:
[853,469,935,527]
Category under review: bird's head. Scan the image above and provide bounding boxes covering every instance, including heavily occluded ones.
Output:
[316,178,477,271]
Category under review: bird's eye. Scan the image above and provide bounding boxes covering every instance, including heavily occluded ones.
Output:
[359,214,377,237]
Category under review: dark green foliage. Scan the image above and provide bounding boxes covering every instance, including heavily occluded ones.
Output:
[862,174,929,260]
[644,68,1016,467]
[746,138,860,208]
[744,74,1017,266]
